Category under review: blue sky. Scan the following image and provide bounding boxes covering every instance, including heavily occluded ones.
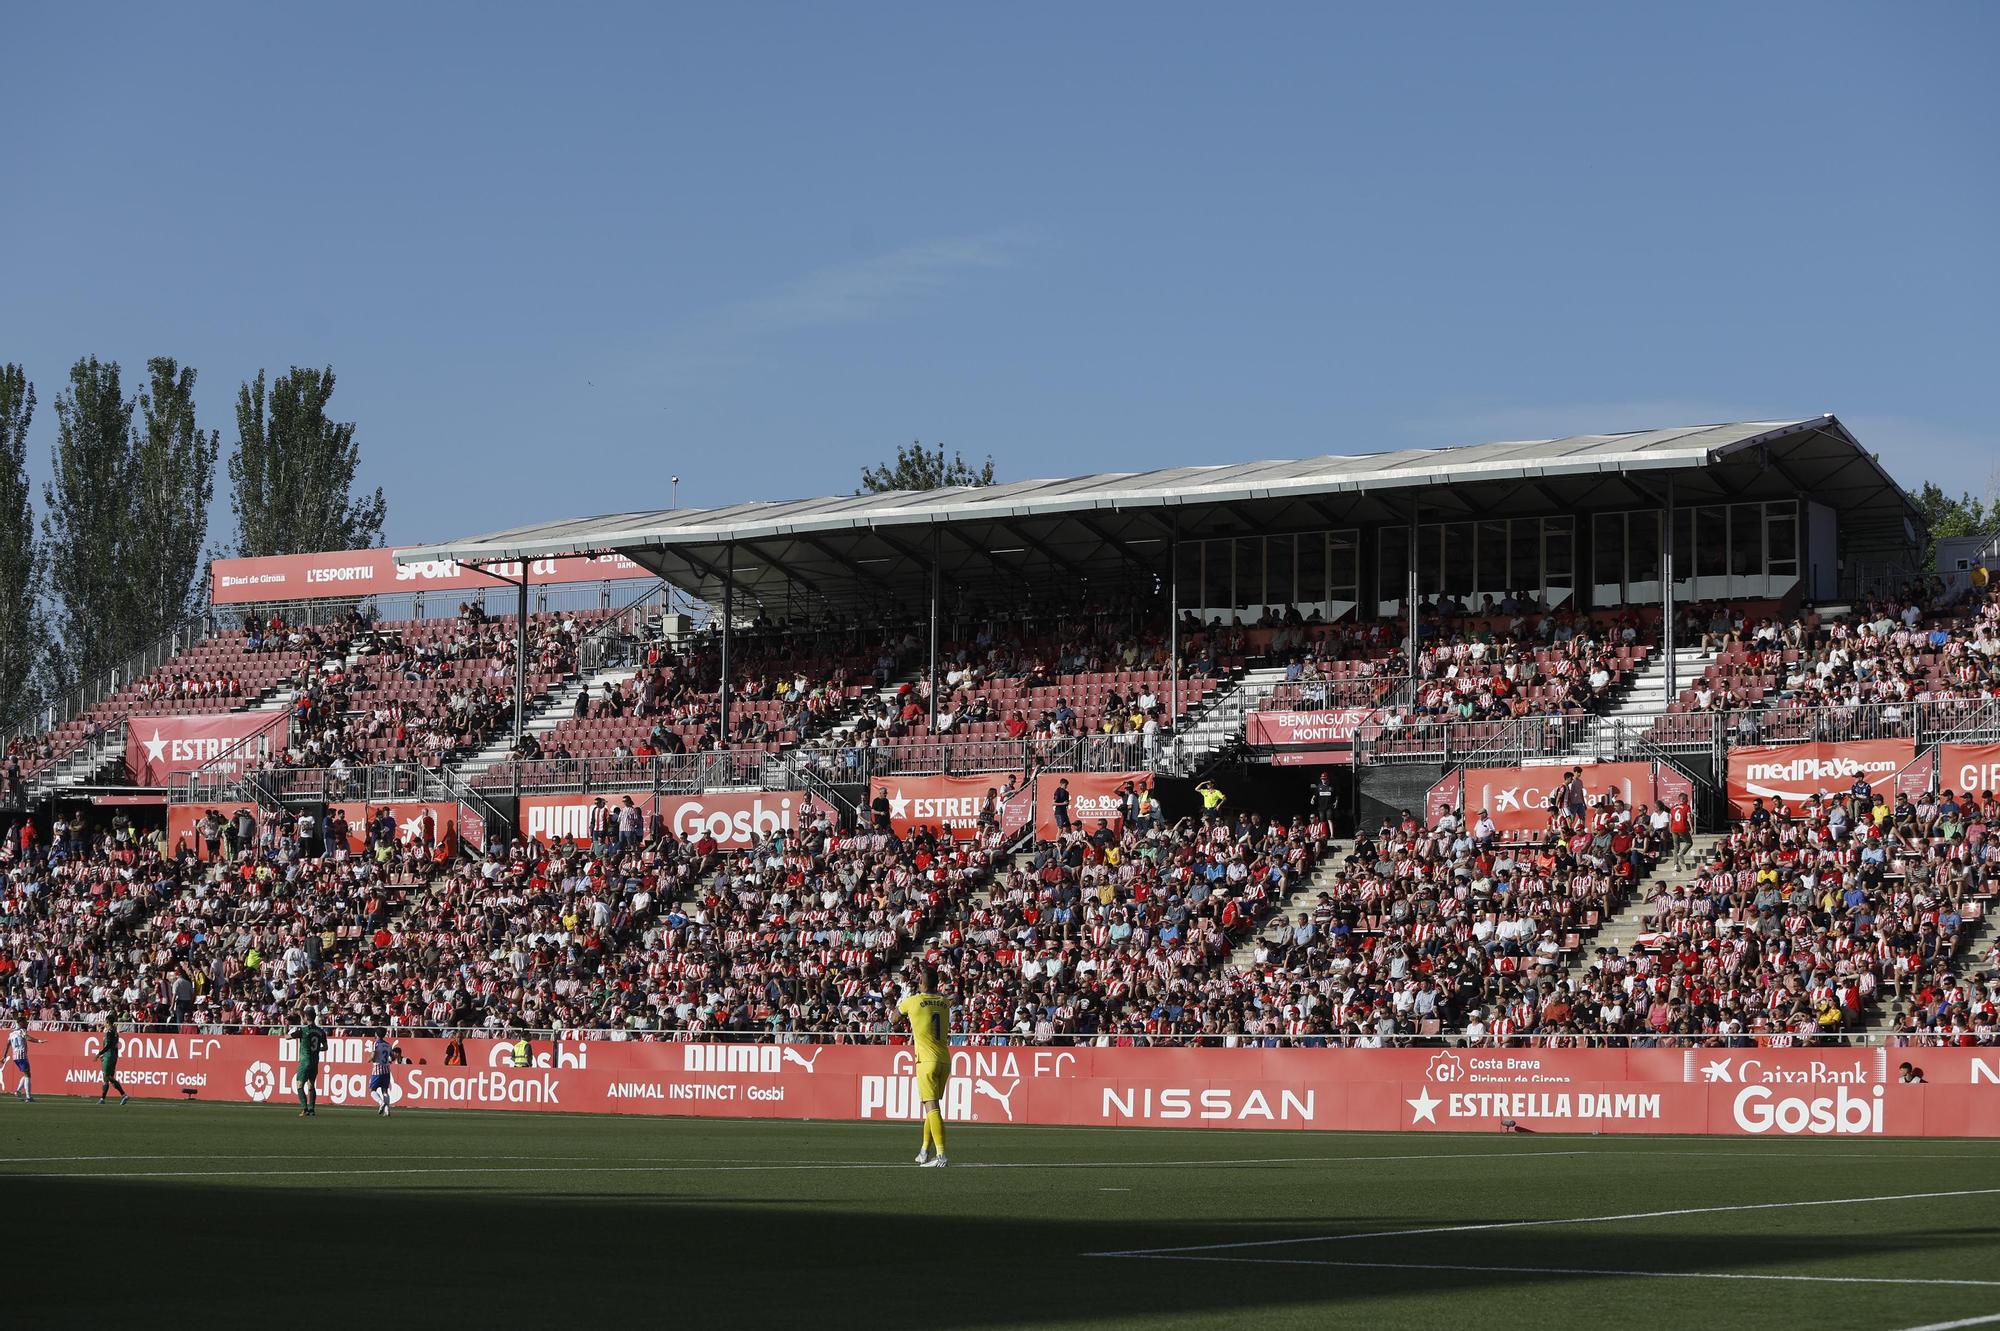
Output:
[3,2,1994,548]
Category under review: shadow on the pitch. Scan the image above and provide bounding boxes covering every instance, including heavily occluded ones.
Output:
[3,1172,1996,1329]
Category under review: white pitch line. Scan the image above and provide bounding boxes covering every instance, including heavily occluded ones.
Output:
[1087,1187,2000,1257]
[1892,1315,2000,1331]
[0,1149,1600,1179]
[1099,1254,2000,1290]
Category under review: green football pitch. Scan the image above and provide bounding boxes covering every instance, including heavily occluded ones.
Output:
[2,1098,1996,1329]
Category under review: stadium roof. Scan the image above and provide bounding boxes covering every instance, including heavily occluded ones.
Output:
[402,415,1919,612]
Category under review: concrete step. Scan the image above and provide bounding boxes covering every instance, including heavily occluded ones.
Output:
[1592,834,1728,955]
[1226,840,1353,970]
[452,663,634,778]
[1860,897,1997,1042]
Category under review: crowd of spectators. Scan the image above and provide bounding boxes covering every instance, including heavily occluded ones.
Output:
[274,605,589,772]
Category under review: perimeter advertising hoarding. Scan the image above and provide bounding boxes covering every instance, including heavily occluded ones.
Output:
[1244,708,1380,749]
[517,791,829,851]
[1460,761,1655,834]
[863,774,1156,843]
[864,774,1030,841]
[14,1036,1996,1137]
[166,801,466,860]
[210,548,653,606]
[125,713,287,785]
[1938,743,2000,796]
[1725,740,1915,817]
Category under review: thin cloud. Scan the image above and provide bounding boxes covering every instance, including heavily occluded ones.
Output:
[653,230,1031,388]
[713,231,1024,340]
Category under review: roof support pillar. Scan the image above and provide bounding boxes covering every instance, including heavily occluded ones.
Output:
[928,526,940,732]
[1663,478,1677,706]
[1406,498,1420,679]
[515,577,528,748]
[1168,526,1180,736]
[720,543,733,749]
[460,559,531,749]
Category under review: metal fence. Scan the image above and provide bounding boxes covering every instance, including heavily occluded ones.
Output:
[13,1017,1896,1050]
[1354,696,2000,769]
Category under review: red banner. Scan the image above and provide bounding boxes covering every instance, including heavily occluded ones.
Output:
[1034,772,1152,840]
[518,790,827,850]
[125,713,288,785]
[1461,761,1654,833]
[1655,762,1696,831]
[870,776,1033,841]
[209,548,654,606]
[1425,769,1461,823]
[1726,739,1916,817]
[326,802,461,856]
[167,800,468,860]
[1245,708,1380,748]
[1896,747,1937,800]
[1939,743,2000,796]
[11,1035,1998,1137]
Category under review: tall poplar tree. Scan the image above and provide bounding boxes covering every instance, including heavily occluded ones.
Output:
[229,366,386,557]
[42,356,137,693]
[0,365,42,727]
[129,357,219,640]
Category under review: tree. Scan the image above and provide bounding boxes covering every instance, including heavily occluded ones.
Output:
[858,441,996,494]
[128,357,219,642]
[229,367,386,557]
[1913,480,1995,571]
[42,357,138,694]
[0,366,42,727]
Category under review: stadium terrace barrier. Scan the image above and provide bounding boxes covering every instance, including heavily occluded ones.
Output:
[1354,696,2000,768]
[15,1034,1997,1136]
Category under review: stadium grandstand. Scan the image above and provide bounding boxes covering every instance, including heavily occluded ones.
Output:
[2,412,1995,1051]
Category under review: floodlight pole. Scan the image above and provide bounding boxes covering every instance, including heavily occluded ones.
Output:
[720,543,734,748]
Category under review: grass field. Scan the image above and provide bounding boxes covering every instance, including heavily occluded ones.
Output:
[1,1097,1996,1329]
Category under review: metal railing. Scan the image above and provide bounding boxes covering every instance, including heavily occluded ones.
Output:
[1261,677,1404,711]
[575,580,673,675]
[2,605,231,756]
[11,1017,1892,1050]
[1353,695,2000,769]
[160,693,2000,805]
[165,706,293,805]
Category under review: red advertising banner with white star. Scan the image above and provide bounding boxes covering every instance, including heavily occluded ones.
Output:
[867,775,1035,841]
[10,1034,1997,1137]
[124,713,290,785]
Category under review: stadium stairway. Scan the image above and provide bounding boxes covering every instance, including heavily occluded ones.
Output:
[449,663,636,782]
[1223,838,1356,972]
[1587,832,1726,958]
[908,831,1036,962]
[1857,883,1997,1045]
[1574,645,1718,761]
[1171,665,1289,771]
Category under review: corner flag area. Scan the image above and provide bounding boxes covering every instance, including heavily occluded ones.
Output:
[4,1102,1996,1329]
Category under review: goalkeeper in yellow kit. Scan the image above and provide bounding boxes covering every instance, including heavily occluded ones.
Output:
[896,968,953,1168]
